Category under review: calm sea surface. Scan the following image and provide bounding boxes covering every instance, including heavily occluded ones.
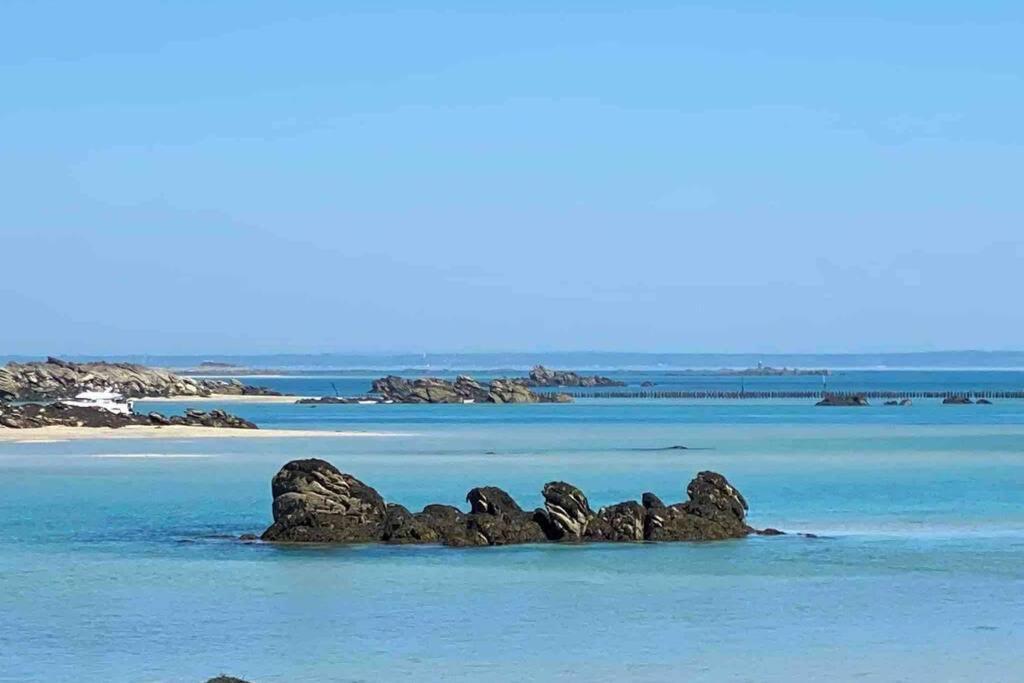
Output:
[2,370,1023,682]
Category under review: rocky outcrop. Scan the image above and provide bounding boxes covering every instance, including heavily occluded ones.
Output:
[0,357,278,401]
[368,375,571,404]
[942,395,973,404]
[258,459,763,546]
[537,481,594,540]
[0,403,256,429]
[816,394,869,406]
[206,677,252,683]
[516,365,626,388]
[261,459,387,542]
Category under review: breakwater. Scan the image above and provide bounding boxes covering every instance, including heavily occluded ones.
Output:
[562,390,1024,400]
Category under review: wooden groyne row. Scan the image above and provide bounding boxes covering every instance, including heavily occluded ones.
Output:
[562,390,1024,400]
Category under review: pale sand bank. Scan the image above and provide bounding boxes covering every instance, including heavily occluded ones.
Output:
[0,425,401,443]
[138,394,312,404]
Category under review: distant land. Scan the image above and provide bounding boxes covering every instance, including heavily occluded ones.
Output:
[3,351,1024,371]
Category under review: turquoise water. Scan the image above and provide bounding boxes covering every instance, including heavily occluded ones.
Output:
[2,371,1024,681]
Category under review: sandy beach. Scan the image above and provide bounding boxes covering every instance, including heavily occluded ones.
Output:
[0,425,400,443]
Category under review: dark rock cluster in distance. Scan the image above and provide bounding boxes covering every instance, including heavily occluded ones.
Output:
[515,364,626,387]
[370,375,572,404]
[0,403,257,430]
[259,458,766,546]
[815,394,869,406]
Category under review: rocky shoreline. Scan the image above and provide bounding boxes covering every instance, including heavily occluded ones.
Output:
[258,458,776,546]
[0,357,280,402]
[299,374,573,405]
[514,365,626,387]
[0,403,257,430]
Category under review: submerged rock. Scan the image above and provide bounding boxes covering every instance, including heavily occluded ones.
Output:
[942,396,974,405]
[815,394,869,407]
[258,459,764,546]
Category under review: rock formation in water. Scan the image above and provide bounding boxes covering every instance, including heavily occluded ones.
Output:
[815,394,869,407]
[0,403,257,430]
[259,458,759,545]
[0,357,279,401]
[365,375,572,404]
[515,365,626,387]
[942,395,974,405]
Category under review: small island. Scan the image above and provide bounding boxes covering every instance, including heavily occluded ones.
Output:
[257,458,774,546]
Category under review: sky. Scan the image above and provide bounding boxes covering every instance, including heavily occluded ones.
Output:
[2,1,1022,355]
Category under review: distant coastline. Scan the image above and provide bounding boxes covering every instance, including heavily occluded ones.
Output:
[5,350,1024,372]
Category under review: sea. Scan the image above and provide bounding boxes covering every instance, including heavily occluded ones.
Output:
[2,359,1023,682]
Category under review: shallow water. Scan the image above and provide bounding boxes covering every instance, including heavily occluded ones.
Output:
[2,371,1023,681]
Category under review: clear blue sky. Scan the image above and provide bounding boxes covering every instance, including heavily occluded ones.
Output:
[2,1,1022,355]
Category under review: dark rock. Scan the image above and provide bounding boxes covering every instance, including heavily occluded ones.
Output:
[238,534,259,542]
[976,398,993,405]
[538,481,593,540]
[256,459,762,547]
[0,403,256,430]
[684,470,748,522]
[206,677,252,683]
[640,381,656,387]
[942,396,973,405]
[466,486,524,515]
[517,365,626,388]
[585,501,646,542]
[367,374,571,404]
[900,398,913,406]
[642,492,666,510]
[261,459,387,543]
[464,485,546,545]
[466,509,546,546]
[816,394,869,407]
[383,504,441,544]
[645,472,750,541]
[884,400,899,406]
[755,527,786,536]
[416,504,477,546]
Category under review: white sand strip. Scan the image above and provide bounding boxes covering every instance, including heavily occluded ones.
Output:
[137,394,312,404]
[0,425,402,443]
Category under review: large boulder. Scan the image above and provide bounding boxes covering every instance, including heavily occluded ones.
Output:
[645,471,749,541]
[538,481,593,540]
[261,459,387,543]
[487,379,540,404]
[465,485,546,545]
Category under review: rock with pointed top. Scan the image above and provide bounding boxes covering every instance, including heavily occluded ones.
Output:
[538,481,593,540]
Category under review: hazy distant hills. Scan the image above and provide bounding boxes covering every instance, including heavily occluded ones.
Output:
[4,351,1024,371]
